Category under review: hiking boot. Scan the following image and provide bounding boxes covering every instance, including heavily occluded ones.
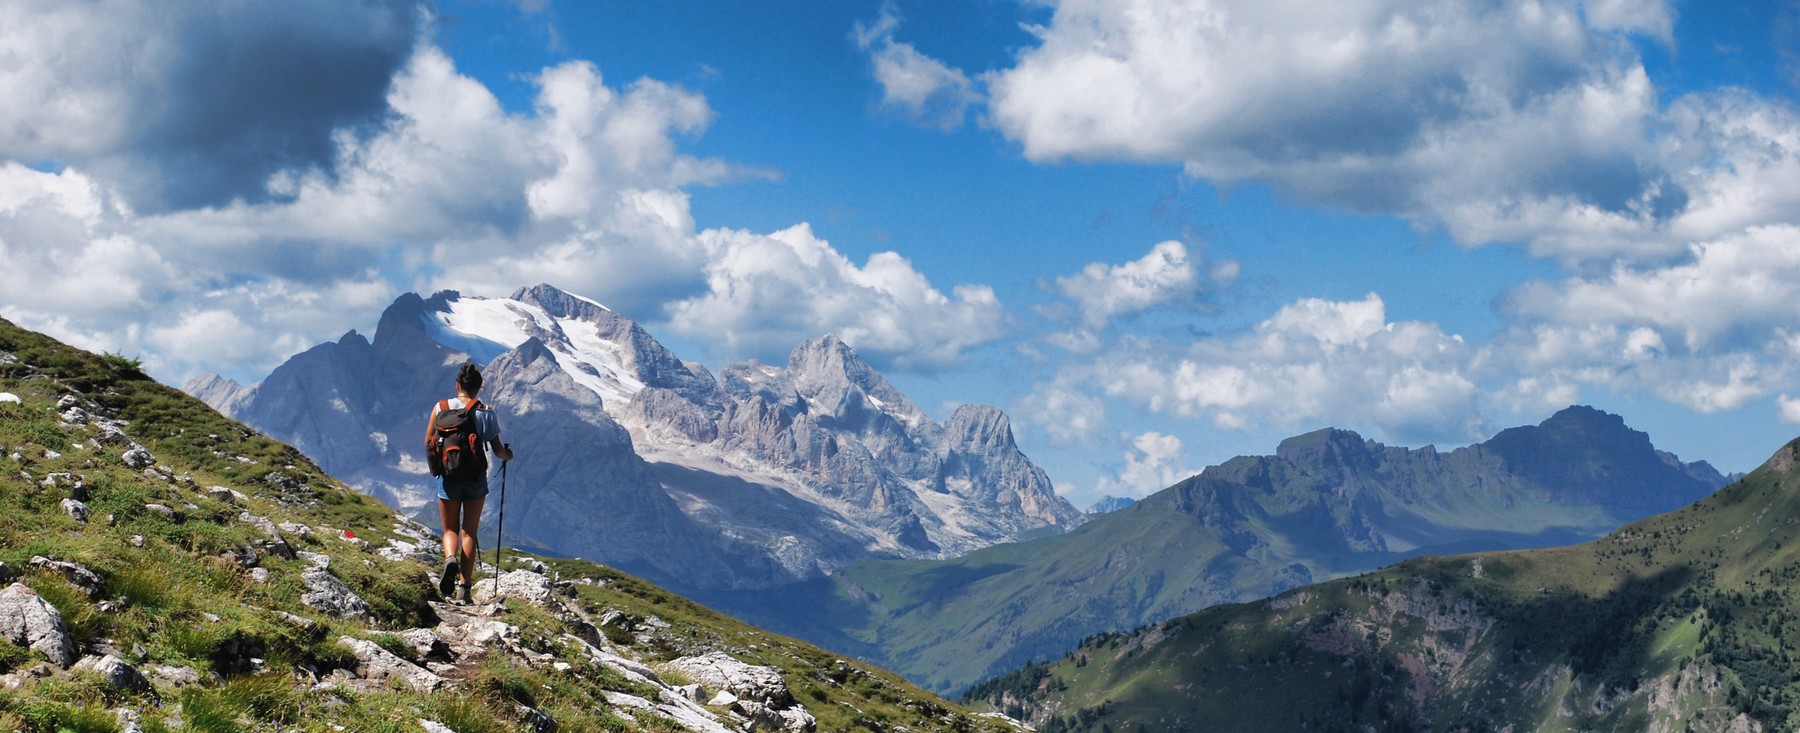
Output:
[458,582,473,605]
[438,559,460,597]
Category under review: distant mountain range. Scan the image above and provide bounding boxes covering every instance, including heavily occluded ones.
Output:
[183,284,1737,705]
[186,285,1083,591]
[698,406,1729,695]
[1085,496,1136,514]
[966,438,1800,732]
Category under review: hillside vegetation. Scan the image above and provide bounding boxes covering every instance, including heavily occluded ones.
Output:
[965,437,1800,732]
[0,316,1019,733]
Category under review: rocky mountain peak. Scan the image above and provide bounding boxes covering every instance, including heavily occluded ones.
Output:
[786,334,862,385]
[1274,427,1375,465]
[1488,404,1661,467]
[510,283,611,322]
[181,371,252,416]
[191,286,1083,591]
[1533,404,1651,450]
[944,404,1016,452]
[1086,495,1137,514]
[370,291,438,352]
[496,337,563,382]
[786,335,921,422]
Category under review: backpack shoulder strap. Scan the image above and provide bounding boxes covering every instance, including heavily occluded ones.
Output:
[426,399,449,444]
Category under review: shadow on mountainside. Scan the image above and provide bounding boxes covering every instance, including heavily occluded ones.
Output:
[980,558,1710,732]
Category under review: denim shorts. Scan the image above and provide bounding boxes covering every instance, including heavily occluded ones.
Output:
[437,476,490,502]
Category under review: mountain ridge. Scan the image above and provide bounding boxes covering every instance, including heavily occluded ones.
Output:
[965,436,1800,732]
[700,405,1728,695]
[185,285,1083,592]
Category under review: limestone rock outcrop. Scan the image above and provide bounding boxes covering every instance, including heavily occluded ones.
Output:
[0,583,75,667]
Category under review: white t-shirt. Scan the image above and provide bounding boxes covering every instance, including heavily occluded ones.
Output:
[429,397,502,448]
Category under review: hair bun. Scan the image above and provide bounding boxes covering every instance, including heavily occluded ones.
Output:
[457,362,483,393]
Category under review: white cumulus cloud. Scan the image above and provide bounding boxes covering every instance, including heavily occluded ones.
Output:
[1053,240,1217,328]
[0,17,1002,383]
[979,0,1769,262]
[1016,379,1109,445]
[1055,293,1481,445]
[666,224,1006,371]
[854,8,979,131]
[0,0,418,212]
[1490,224,1800,413]
[1092,431,1199,499]
[1780,394,1800,425]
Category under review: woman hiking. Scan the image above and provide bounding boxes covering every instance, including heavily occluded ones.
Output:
[425,362,515,603]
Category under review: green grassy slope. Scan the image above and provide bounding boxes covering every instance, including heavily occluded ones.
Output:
[0,316,1017,732]
[965,438,1800,732]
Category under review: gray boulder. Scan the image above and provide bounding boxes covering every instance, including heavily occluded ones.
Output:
[146,664,203,687]
[300,569,370,619]
[398,628,453,664]
[0,583,75,667]
[237,512,296,560]
[665,651,817,733]
[76,654,151,693]
[667,651,793,707]
[60,499,88,523]
[120,446,156,469]
[335,636,444,691]
[470,569,555,607]
[28,556,103,598]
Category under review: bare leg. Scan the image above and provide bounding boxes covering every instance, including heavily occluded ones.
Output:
[437,497,466,597]
[459,496,487,585]
[438,498,464,562]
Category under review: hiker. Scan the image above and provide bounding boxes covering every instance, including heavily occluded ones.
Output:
[425,362,514,603]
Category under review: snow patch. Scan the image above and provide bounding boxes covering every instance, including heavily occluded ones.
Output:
[553,319,645,409]
[424,298,540,364]
[421,295,648,412]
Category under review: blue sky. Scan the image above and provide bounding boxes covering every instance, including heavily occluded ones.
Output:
[4,0,1800,507]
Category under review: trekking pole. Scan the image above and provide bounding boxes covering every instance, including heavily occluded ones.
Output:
[492,445,509,602]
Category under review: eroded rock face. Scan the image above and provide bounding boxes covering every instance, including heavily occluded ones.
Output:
[0,583,75,667]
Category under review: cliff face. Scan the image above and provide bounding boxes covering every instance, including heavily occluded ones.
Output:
[186,285,1082,591]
